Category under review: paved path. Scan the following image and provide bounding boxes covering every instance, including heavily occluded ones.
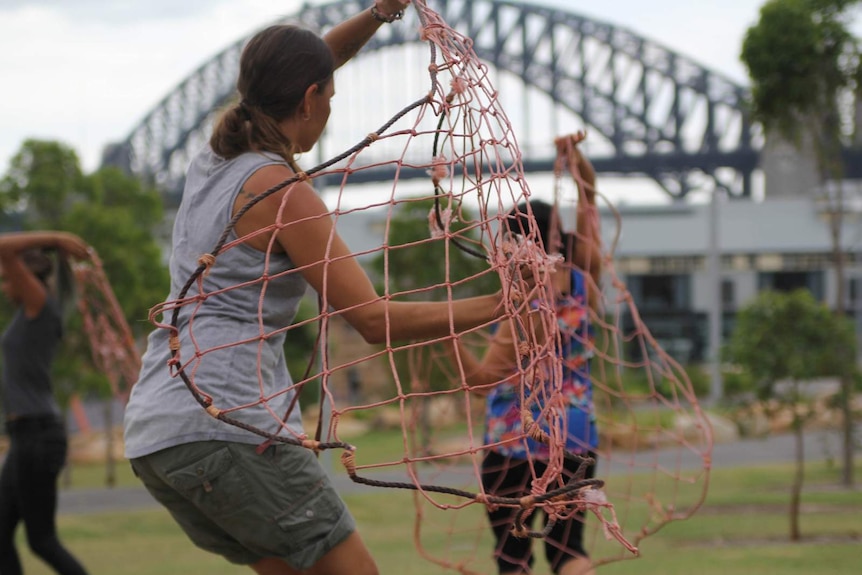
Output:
[56,429,857,516]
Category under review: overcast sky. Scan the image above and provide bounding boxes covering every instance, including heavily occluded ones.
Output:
[0,0,847,179]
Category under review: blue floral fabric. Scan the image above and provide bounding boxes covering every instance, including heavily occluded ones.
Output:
[484,269,597,459]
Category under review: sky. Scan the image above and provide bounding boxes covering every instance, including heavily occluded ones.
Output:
[0,0,814,183]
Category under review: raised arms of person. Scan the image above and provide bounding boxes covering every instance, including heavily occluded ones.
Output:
[0,231,90,317]
[555,132,603,308]
[324,1,411,68]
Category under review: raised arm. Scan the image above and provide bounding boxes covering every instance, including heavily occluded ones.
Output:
[236,164,520,345]
[556,132,602,308]
[324,0,411,68]
[0,231,89,317]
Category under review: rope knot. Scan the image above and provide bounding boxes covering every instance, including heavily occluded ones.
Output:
[341,451,357,477]
[301,439,320,453]
[198,253,216,278]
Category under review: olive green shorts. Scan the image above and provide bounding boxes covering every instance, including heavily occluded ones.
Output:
[130,441,355,569]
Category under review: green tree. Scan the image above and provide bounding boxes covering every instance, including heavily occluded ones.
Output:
[741,0,861,487]
[725,289,857,540]
[369,197,499,301]
[369,196,500,365]
[1,139,170,485]
[1,142,169,333]
[0,139,87,222]
[369,197,500,454]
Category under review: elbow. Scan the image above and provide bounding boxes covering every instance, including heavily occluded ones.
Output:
[0,248,15,264]
[341,303,390,345]
[351,314,389,345]
[359,327,387,345]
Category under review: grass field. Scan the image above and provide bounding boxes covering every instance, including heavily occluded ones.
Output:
[17,457,861,574]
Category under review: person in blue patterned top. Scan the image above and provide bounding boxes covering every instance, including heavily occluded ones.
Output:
[450,134,602,575]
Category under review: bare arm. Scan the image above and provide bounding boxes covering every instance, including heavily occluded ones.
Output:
[0,231,89,317]
[556,132,602,309]
[236,165,509,345]
[0,231,89,259]
[324,1,410,69]
[446,318,522,396]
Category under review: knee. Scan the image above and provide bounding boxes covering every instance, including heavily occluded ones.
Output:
[27,534,61,560]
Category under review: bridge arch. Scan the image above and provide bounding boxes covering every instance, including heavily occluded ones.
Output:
[101,0,759,201]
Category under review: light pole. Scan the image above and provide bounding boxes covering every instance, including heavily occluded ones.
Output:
[707,187,724,404]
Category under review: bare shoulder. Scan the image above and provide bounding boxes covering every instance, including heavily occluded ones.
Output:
[232,164,331,248]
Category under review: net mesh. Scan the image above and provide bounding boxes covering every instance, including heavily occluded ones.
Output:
[74,253,141,404]
[150,1,712,570]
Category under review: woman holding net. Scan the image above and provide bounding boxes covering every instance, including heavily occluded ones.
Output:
[449,133,602,575]
[123,2,534,574]
[0,231,91,575]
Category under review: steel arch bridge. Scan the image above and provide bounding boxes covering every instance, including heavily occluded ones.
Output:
[101,0,760,202]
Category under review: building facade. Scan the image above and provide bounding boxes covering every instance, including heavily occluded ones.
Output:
[598,195,862,364]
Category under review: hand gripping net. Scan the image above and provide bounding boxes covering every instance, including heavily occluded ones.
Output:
[150,1,712,571]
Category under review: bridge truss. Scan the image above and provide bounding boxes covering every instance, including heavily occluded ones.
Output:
[102,0,761,202]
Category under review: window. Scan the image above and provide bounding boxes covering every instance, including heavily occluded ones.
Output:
[759,271,824,300]
[628,274,691,311]
[721,279,735,309]
[849,277,861,311]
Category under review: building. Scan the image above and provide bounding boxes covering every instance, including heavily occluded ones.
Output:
[599,194,862,364]
[332,191,862,367]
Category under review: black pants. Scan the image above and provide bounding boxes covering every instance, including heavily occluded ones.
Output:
[0,417,88,575]
[481,450,596,574]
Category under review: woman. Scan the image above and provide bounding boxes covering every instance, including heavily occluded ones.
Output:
[0,231,91,575]
[123,3,530,574]
[450,135,602,575]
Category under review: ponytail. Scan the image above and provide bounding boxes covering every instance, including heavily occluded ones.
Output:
[210,102,302,172]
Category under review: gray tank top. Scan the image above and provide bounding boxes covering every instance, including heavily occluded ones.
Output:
[124,147,308,458]
[1,299,63,419]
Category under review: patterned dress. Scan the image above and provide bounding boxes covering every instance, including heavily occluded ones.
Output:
[484,269,596,459]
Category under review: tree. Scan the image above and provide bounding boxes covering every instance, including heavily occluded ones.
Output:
[368,196,501,388]
[369,197,500,301]
[725,289,857,541]
[741,0,861,487]
[1,141,169,333]
[0,139,87,222]
[1,139,170,485]
[369,197,500,454]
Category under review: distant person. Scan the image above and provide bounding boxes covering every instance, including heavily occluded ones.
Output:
[0,231,91,575]
[449,133,602,575]
[123,3,535,574]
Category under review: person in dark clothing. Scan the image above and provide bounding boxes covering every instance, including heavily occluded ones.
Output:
[0,231,90,575]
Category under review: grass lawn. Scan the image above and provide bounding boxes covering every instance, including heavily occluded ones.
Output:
[16,458,861,574]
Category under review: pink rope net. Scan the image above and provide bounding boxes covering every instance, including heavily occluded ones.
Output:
[74,252,141,404]
[150,1,712,571]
